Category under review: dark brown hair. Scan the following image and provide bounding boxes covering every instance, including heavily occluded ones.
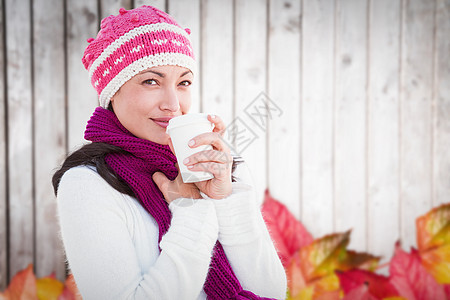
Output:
[52,142,135,197]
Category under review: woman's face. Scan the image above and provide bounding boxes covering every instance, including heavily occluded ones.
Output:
[111,65,193,145]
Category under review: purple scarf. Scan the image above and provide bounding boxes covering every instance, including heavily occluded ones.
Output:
[84,107,272,300]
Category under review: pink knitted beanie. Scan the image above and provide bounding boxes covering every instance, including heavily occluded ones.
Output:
[82,5,195,108]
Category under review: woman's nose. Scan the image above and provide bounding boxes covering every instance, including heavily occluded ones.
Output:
[160,87,180,112]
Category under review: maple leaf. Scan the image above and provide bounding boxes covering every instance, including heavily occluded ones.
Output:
[341,283,377,300]
[389,242,447,300]
[287,230,380,299]
[416,203,450,284]
[59,274,82,300]
[36,274,64,300]
[261,189,313,267]
[416,203,450,252]
[336,269,399,299]
[0,264,37,300]
[298,231,380,282]
[0,265,81,300]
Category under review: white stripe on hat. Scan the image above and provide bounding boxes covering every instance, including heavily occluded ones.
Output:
[89,23,191,80]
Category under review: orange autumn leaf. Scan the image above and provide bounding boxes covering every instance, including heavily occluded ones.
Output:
[420,244,450,285]
[0,265,80,300]
[341,250,380,272]
[36,275,64,300]
[0,264,37,300]
[261,189,313,267]
[309,274,341,299]
[287,230,380,299]
[298,231,351,282]
[416,203,450,284]
[298,230,380,282]
[287,286,314,300]
[416,203,450,252]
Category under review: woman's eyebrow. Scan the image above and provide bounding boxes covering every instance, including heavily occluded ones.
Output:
[180,70,192,77]
[142,70,165,77]
[139,70,192,78]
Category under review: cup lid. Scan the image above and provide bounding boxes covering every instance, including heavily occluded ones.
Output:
[166,113,212,133]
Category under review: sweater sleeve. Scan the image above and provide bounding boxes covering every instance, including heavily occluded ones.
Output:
[201,177,287,299]
[57,166,218,300]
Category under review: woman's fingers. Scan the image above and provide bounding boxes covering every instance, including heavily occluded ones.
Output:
[187,161,231,180]
[153,170,202,203]
[208,114,226,136]
[184,150,231,166]
[189,131,230,154]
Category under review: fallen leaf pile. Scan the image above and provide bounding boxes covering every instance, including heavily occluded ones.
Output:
[0,264,81,300]
[261,189,450,300]
[1,190,449,299]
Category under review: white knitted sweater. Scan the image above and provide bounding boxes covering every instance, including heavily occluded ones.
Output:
[57,164,287,300]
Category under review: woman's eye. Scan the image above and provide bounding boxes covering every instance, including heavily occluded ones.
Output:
[179,80,192,87]
[143,79,157,85]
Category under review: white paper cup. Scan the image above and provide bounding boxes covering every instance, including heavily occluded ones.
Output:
[166,113,215,183]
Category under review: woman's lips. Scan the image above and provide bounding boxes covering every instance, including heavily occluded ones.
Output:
[151,117,174,128]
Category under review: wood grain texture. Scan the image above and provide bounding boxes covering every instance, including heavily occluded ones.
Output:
[234,0,267,206]
[334,0,368,252]
[400,0,435,250]
[100,0,133,19]
[168,0,201,114]
[302,0,335,237]
[32,0,66,280]
[0,0,6,290]
[134,0,166,11]
[201,0,234,124]
[66,0,99,151]
[433,0,450,206]
[0,0,449,286]
[5,0,34,281]
[267,0,301,215]
[367,0,401,267]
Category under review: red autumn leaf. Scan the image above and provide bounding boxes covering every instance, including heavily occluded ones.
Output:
[336,269,399,299]
[58,274,82,300]
[341,283,378,300]
[445,285,450,299]
[389,242,446,300]
[261,188,313,267]
[286,252,308,298]
[0,264,37,300]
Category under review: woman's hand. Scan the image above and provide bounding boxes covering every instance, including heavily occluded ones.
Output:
[183,114,233,200]
[153,163,202,204]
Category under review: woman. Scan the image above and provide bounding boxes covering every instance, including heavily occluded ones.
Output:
[53,5,286,300]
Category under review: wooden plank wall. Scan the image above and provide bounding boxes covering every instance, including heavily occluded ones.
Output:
[0,0,449,288]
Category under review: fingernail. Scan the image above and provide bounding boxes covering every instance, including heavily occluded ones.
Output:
[210,115,216,119]
[187,165,194,169]
[183,157,190,165]
[188,139,195,147]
